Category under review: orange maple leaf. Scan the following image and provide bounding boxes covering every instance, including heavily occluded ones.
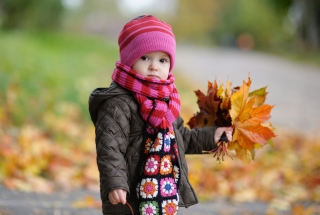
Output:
[231,78,276,162]
[188,77,276,164]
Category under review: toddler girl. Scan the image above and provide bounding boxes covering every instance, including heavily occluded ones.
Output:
[89,15,232,215]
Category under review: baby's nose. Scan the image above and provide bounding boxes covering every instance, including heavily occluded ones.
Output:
[149,61,158,71]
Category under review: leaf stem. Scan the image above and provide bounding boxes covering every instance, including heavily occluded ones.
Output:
[207,141,233,163]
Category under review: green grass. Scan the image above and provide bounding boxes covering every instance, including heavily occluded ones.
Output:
[0,30,198,127]
[0,31,119,125]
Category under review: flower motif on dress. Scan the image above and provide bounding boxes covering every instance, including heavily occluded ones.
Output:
[160,155,172,175]
[163,133,171,152]
[139,201,159,215]
[144,138,153,154]
[157,132,163,139]
[144,155,160,176]
[161,199,178,215]
[170,153,176,162]
[146,125,155,135]
[140,178,158,198]
[173,165,179,183]
[170,143,179,161]
[150,137,162,152]
[160,177,177,197]
[169,129,175,139]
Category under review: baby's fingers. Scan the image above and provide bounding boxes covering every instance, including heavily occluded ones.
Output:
[108,190,121,205]
[108,194,117,204]
[119,190,127,205]
[226,131,233,142]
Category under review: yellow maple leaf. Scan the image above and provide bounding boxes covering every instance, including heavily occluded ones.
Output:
[230,79,276,161]
[188,76,276,164]
[229,78,252,124]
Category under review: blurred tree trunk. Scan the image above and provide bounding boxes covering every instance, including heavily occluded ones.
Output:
[296,0,320,50]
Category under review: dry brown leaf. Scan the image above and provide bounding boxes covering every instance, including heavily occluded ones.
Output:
[188,77,276,163]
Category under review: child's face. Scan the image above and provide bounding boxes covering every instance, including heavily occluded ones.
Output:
[132,51,170,80]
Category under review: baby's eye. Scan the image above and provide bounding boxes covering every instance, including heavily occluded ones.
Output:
[141,56,148,60]
[160,58,168,63]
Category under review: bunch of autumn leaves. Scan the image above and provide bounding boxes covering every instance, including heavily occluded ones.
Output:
[188,78,276,164]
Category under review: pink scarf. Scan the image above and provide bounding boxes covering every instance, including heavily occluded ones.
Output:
[112,61,180,129]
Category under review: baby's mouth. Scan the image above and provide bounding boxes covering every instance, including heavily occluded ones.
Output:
[148,75,160,80]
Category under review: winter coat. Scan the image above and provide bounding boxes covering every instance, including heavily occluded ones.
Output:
[89,82,217,215]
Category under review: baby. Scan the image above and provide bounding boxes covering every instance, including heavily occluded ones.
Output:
[89,14,232,215]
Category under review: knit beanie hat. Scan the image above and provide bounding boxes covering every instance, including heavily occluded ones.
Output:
[118,15,176,72]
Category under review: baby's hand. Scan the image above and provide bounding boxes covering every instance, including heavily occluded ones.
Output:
[108,189,127,205]
[215,127,233,144]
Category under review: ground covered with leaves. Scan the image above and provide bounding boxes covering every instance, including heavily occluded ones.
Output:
[187,129,320,213]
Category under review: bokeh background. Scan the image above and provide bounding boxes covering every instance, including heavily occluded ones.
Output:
[1,0,320,214]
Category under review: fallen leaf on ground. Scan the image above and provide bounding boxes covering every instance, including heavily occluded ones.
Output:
[72,195,101,209]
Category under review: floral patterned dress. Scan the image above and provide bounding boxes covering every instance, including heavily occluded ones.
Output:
[137,125,180,215]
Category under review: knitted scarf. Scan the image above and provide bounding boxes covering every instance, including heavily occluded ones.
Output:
[112,61,181,215]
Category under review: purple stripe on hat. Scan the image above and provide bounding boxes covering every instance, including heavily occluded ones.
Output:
[119,19,174,38]
[119,26,174,48]
[119,19,164,36]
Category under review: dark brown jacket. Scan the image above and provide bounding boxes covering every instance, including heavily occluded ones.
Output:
[89,82,217,215]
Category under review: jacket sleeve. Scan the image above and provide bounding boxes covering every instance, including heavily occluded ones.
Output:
[94,96,131,198]
[174,116,217,154]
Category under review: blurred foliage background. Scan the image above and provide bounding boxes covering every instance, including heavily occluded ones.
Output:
[2,0,320,54]
[1,0,319,121]
[0,0,320,213]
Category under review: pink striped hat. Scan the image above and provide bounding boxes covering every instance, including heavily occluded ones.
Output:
[118,15,176,72]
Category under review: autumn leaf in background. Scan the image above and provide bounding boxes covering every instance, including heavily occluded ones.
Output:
[188,77,276,164]
[72,195,102,209]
